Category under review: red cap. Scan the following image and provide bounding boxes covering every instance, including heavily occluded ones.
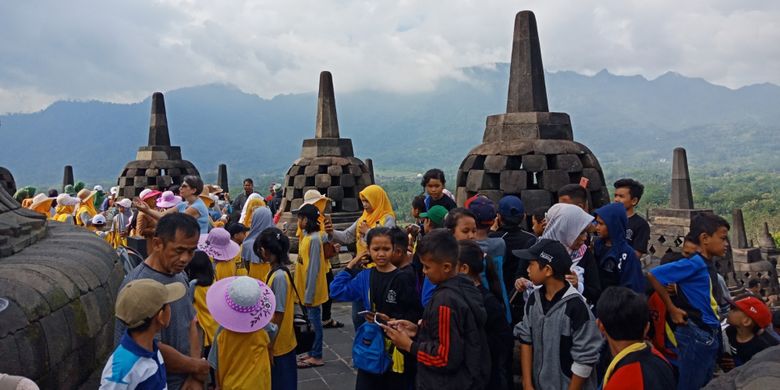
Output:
[734,296,772,328]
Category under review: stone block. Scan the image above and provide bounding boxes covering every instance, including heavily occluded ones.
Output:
[327,186,345,201]
[522,155,547,172]
[0,336,22,374]
[350,164,365,177]
[327,165,343,176]
[342,198,360,212]
[290,199,304,211]
[0,300,29,338]
[14,322,47,379]
[144,168,159,177]
[481,190,503,204]
[460,155,478,171]
[359,173,373,186]
[285,187,295,200]
[312,157,333,166]
[41,307,72,371]
[520,190,553,211]
[340,174,355,188]
[500,170,528,193]
[554,154,583,172]
[581,168,604,188]
[484,155,508,173]
[466,170,485,192]
[304,165,320,176]
[315,174,332,188]
[293,175,307,189]
[539,170,570,192]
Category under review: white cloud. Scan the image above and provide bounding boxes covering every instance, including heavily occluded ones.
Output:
[0,0,778,113]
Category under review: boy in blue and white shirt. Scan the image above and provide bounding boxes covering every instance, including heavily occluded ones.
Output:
[100,279,185,389]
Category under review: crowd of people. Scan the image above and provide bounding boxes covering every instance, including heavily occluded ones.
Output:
[13,169,780,390]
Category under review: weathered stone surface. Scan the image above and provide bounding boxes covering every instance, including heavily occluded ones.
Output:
[217,164,228,191]
[520,189,553,211]
[732,209,748,249]
[293,175,307,189]
[342,198,360,212]
[484,155,508,173]
[522,155,547,172]
[553,154,583,172]
[539,170,570,192]
[62,165,74,192]
[506,11,548,113]
[340,174,355,188]
[315,174,332,188]
[500,170,528,193]
[466,170,486,192]
[581,168,604,187]
[327,186,345,201]
[327,165,343,176]
[304,165,320,176]
[0,167,16,196]
[670,147,694,209]
[704,345,780,390]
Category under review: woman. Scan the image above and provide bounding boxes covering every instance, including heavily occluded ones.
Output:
[75,189,99,229]
[51,194,80,223]
[240,193,266,227]
[242,206,275,281]
[133,175,210,234]
[133,189,161,255]
[328,184,396,254]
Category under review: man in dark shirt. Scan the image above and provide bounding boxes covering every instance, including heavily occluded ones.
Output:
[230,178,256,212]
[613,178,650,259]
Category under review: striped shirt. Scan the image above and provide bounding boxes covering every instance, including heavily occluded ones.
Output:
[100,331,167,389]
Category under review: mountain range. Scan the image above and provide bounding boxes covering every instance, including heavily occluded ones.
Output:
[1,64,778,187]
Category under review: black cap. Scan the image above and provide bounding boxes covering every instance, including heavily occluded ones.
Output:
[293,203,320,220]
[513,239,572,277]
[225,222,250,237]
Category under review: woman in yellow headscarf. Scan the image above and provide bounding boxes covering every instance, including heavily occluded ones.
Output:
[27,193,56,218]
[75,189,99,230]
[51,194,80,223]
[328,184,396,254]
[240,193,266,227]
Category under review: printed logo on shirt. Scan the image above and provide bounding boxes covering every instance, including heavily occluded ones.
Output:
[626,229,634,241]
[386,289,397,304]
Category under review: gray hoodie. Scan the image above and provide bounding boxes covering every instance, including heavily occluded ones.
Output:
[514,283,602,390]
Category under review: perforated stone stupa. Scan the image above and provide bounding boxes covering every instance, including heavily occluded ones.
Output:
[731,209,780,296]
[116,92,200,198]
[455,11,610,211]
[278,71,374,244]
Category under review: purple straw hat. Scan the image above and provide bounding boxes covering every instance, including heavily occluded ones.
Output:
[206,276,276,333]
[198,228,241,261]
[156,190,183,209]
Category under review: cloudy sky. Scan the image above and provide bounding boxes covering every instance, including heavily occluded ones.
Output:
[1,0,778,113]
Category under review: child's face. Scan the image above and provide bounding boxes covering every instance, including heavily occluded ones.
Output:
[452,216,477,241]
[595,216,609,240]
[425,179,444,200]
[411,207,421,219]
[421,253,453,285]
[390,244,405,266]
[531,216,545,236]
[423,218,433,234]
[727,308,753,328]
[232,232,247,245]
[369,236,394,268]
[701,226,730,257]
[682,240,698,257]
[527,260,551,285]
[571,230,588,250]
[297,216,306,230]
[613,187,637,210]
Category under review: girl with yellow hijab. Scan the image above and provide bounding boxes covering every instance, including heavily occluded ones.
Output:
[328,184,396,254]
[27,193,56,218]
[51,194,80,223]
[75,189,98,229]
[240,193,266,227]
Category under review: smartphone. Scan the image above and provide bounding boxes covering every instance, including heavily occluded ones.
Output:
[374,316,387,326]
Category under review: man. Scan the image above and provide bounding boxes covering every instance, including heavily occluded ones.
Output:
[268,183,283,216]
[231,178,256,213]
[114,213,210,389]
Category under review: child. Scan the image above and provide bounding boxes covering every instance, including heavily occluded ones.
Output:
[420,205,447,234]
[256,228,299,390]
[185,251,219,359]
[514,239,602,390]
[330,227,422,389]
[722,296,778,368]
[458,240,513,390]
[468,196,512,322]
[530,206,549,237]
[207,276,276,389]
[647,213,730,389]
[421,169,457,211]
[226,222,250,276]
[390,226,420,292]
[101,279,185,389]
[613,179,650,259]
[198,227,242,281]
[294,204,330,368]
[593,202,645,295]
[381,229,490,390]
[242,207,275,281]
[597,287,675,390]
[91,214,109,239]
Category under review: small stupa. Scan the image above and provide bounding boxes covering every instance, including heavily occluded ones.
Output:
[116,92,200,198]
[454,11,610,210]
[731,209,780,295]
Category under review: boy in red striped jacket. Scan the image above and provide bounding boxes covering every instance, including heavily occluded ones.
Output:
[382,229,490,390]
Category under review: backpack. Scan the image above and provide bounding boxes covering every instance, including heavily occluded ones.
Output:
[352,270,395,374]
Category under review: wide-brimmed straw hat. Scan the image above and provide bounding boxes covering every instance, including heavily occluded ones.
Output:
[29,193,55,211]
[156,191,182,209]
[198,228,241,261]
[139,189,162,201]
[302,189,329,206]
[206,276,276,333]
[56,193,81,206]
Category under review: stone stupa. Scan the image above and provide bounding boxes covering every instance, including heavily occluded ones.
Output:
[455,10,610,210]
[116,92,200,198]
[277,71,374,249]
[731,209,780,295]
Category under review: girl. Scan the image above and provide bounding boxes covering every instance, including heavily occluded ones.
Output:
[133,175,210,234]
[240,193,267,227]
[328,184,396,254]
[444,207,477,241]
[185,251,219,360]
[420,168,457,211]
[294,204,330,368]
[75,188,98,229]
[198,227,242,281]
[51,193,80,223]
[243,207,275,281]
[255,228,298,390]
[329,227,422,390]
[457,240,513,390]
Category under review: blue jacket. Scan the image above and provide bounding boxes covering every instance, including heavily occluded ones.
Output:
[594,203,645,294]
[330,268,373,311]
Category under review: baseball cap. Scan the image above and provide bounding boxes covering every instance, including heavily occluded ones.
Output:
[91,214,107,225]
[115,279,186,329]
[225,222,250,237]
[468,196,497,227]
[498,195,525,219]
[93,185,104,192]
[419,205,448,227]
[293,203,320,220]
[732,296,772,328]
[513,238,572,277]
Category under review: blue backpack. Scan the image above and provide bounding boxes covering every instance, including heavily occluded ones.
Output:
[351,270,394,374]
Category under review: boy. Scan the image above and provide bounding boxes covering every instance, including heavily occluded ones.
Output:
[613,179,650,260]
[381,229,490,390]
[723,296,778,368]
[514,239,602,390]
[101,279,186,389]
[225,222,249,245]
[558,183,589,212]
[647,213,730,389]
[419,205,448,233]
[593,203,645,294]
[530,207,549,237]
[468,196,512,322]
[597,287,675,390]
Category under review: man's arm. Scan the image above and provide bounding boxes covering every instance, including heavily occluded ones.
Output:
[158,342,209,375]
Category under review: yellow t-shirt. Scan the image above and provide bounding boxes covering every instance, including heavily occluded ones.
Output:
[193,285,218,347]
[294,232,329,307]
[267,268,297,356]
[248,261,271,282]
[214,328,271,390]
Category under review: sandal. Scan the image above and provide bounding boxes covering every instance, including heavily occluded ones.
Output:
[297,360,325,369]
[323,319,345,329]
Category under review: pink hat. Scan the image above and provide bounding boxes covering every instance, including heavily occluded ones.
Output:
[156,190,182,209]
[198,228,240,261]
[206,276,276,333]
